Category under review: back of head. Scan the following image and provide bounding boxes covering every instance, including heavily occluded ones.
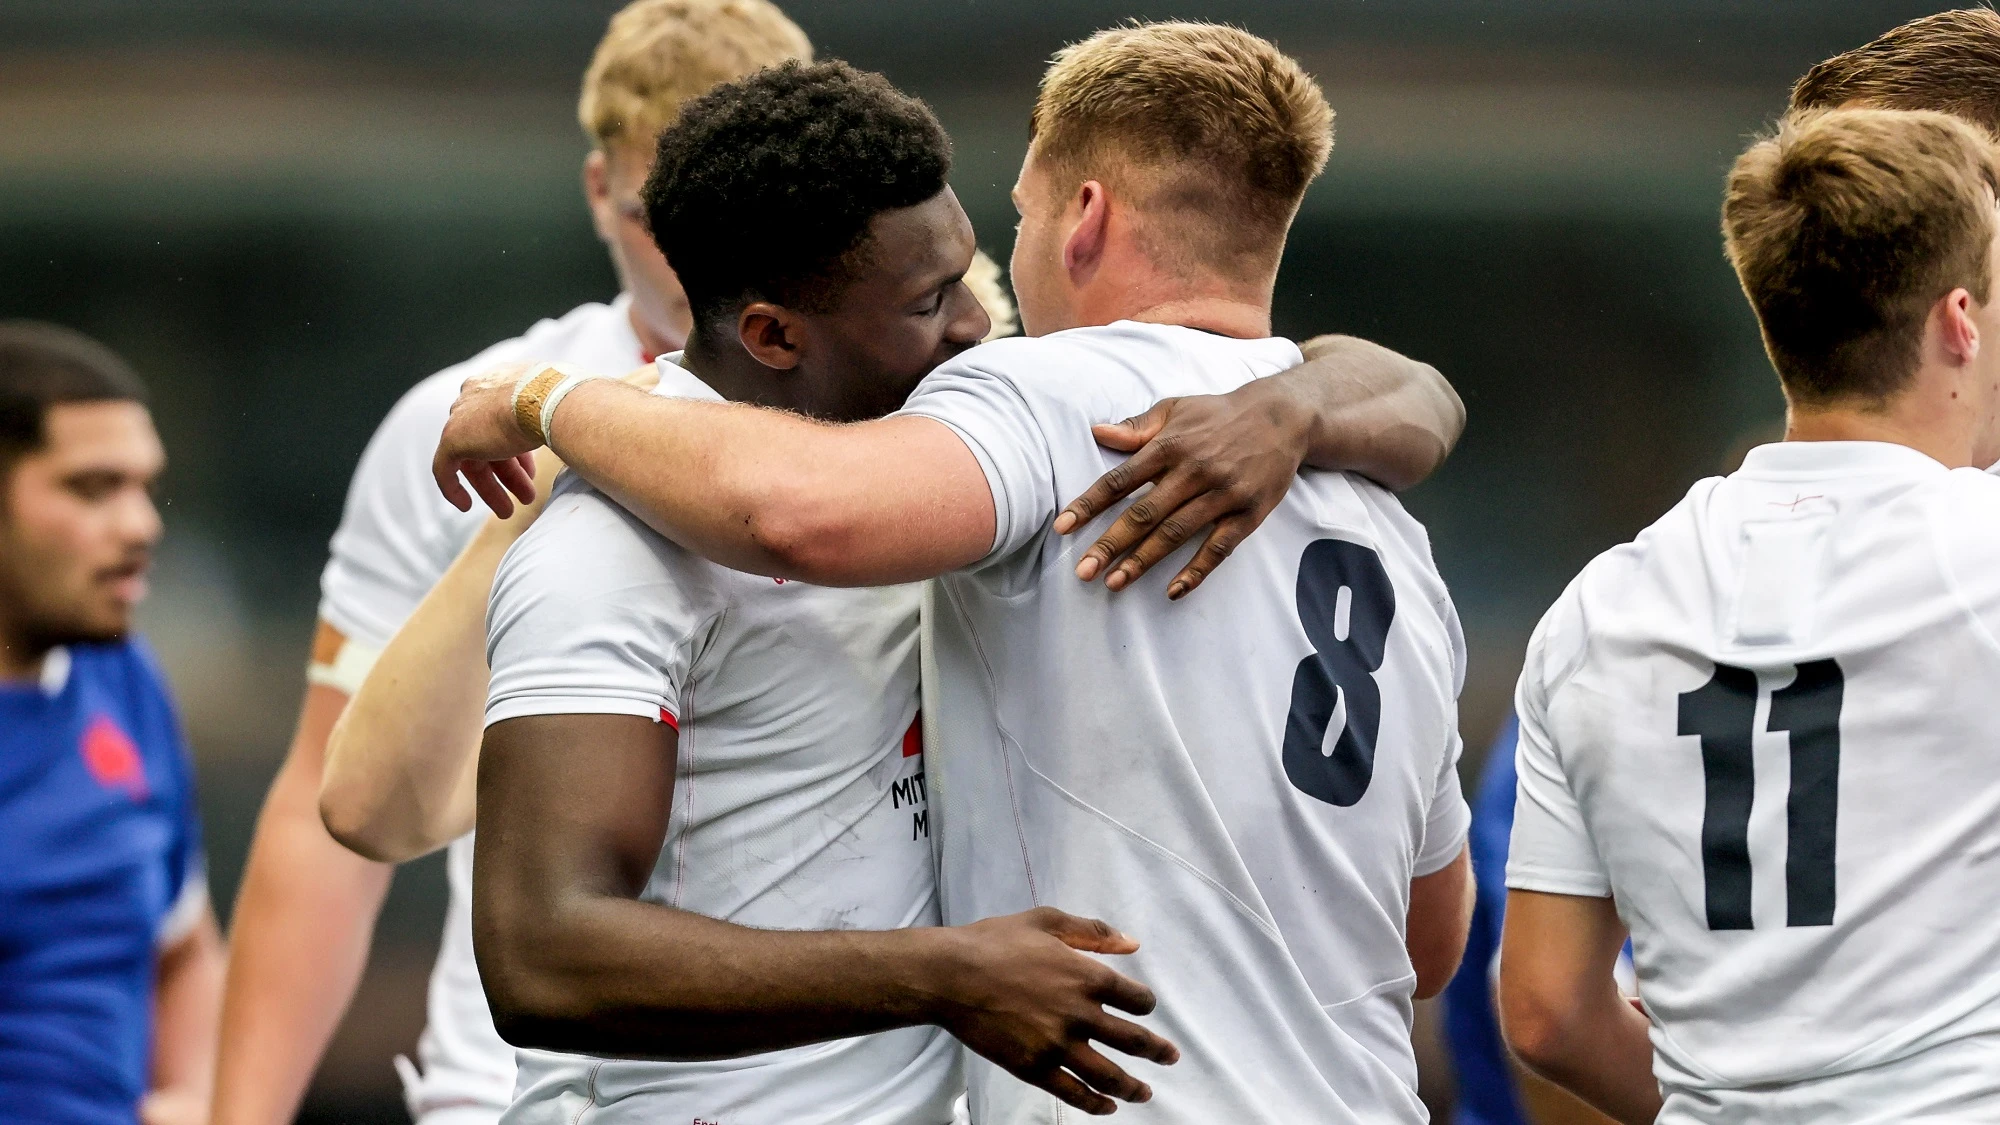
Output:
[642,59,952,337]
[1029,21,1332,283]
[0,322,147,471]
[1722,108,1999,406]
[578,0,812,152]
[1792,9,2000,136]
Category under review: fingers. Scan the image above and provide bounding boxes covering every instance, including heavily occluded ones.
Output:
[1031,907,1139,955]
[1054,437,1174,537]
[1098,491,1233,593]
[462,463,518,519]
[492,454,538,507]
[1038,1068,1118,1116]
[433,456,473,513]
[1162,513,1254,600]
[1088,1010,1180,1066]
[1091,966,1159,1018]
[1090,399,1177,453]
[1064,1045,1155,1105]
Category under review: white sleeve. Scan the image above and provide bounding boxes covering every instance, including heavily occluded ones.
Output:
[155,861,209,949]
[894,345,1059,567]
[1415,728,1470,876]
[318,372,486,649]
[485,481,719,727]
[1505,594,1612,897]
[1933,470,2000,648]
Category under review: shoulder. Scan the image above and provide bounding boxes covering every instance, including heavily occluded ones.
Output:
[494,478,719,616]
[920,324,1183,396]
[68,639,188,759]
[1930,465,2000,514]
[70,637,171,702]
[1922,469,2000,618]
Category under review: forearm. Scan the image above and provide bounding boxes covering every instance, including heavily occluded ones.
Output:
[483,891,953,1059]
[550,380,986,585]
[151,911,225,1105]
[320,525,522,861]
[1292,334,1463,490]
[1510,992,1659,1125]
[214,692,393,1125]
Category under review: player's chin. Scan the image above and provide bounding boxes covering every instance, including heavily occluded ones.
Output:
[63,597,138,646]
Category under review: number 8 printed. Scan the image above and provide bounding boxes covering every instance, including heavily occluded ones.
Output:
[1283,538,1396,807]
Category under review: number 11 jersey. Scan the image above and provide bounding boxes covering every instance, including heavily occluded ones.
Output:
[899,322,1469,1124]
[1511,440,2000,1122]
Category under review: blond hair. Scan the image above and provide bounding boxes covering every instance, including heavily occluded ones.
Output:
[1723,108,2000,404]
[578,0,811,152]
[1028,21,1332,279]
[1792,9,2000,136]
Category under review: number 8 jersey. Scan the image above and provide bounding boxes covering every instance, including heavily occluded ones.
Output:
[1510,440,2000,1123]
[898,322,1469,1125]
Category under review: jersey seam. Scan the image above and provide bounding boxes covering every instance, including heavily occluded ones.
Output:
[570,1059,605,1125]
[942,573,1290,945]
[937,578,1042,905]
[1923,496,2000,661]
[667,607,722,911]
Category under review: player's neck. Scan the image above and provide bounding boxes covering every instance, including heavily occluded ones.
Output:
[1123,297,1273,340]
[1783,400,1981,469]
[627,298,688,363]
[679,331,806,414]
[0,615,50,683]
[1072,254,1276,339]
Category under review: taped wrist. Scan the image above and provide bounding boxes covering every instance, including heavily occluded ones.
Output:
[510,363,598,446]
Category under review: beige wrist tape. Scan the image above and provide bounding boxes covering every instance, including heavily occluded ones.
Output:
[509,362,598,446]
[306,636,382,697]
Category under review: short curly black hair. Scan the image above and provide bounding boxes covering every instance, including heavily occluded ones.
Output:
[643,59,952,335]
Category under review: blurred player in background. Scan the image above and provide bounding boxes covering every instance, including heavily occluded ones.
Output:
[0,323,223,1125]
[433,22,1473,1122]
[208,4,815,1124]
[1502,106,2000,1122]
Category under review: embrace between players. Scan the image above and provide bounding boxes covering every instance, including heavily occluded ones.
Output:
[211,3,2000,1124]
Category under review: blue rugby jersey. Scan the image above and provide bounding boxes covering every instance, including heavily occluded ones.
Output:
[0,639,205,1124]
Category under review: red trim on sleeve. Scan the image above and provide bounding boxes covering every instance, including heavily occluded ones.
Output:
[659,707,680,730]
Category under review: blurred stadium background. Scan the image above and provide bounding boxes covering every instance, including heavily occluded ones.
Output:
[0,1,1952,1118]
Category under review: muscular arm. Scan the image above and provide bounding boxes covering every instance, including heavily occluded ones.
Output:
[319,455,562,863]
[1498,890,1659,1125]
[476,713,1175,1114]
[212,673,393,1125]
[141,907,225,1125]
[1406,845,1473,1001]
[434,336,1458,592]
[448,382,995,587]
[1293,334,1462,488]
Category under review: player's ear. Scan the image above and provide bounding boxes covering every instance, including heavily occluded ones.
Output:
[582,149,617,244]
[738,302,806,372]
[1062,180,1111,281]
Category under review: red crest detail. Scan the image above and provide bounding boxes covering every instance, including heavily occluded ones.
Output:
[81,715,148,799]
[902,714,923,758]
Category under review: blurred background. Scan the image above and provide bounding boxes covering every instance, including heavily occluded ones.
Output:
[0,0,1954,1118]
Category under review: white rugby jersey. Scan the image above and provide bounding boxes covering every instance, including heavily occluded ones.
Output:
[897,322,1468,1124]
[481,361,957,1125]
[1510,441,2000,1123]
[317,296,644,1122]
